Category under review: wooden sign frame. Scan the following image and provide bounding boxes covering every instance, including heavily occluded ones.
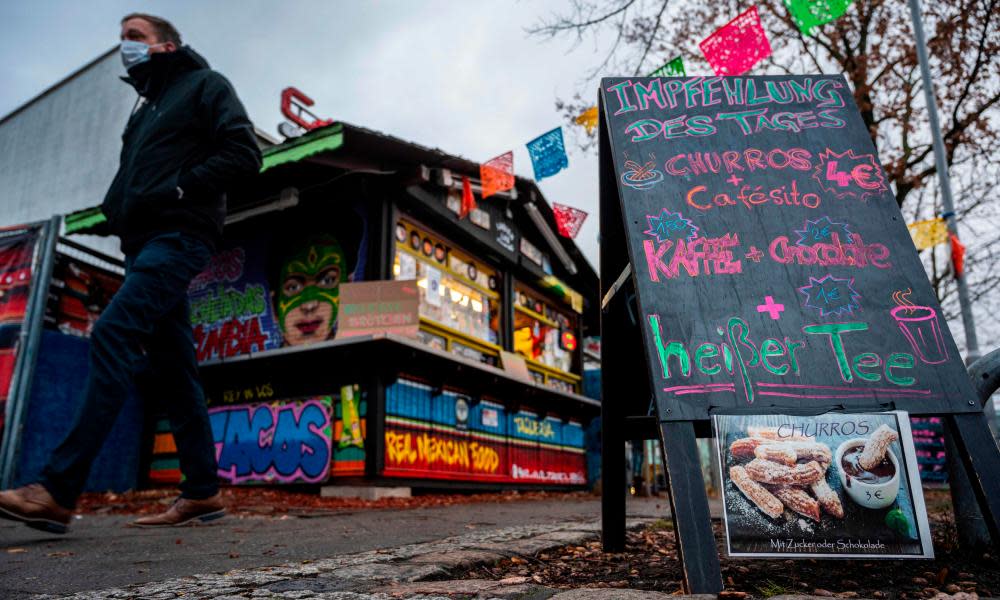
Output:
[597,77,1000,593]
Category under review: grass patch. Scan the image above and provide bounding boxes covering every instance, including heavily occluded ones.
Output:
[756,580,793,597]
[648,518,674,531]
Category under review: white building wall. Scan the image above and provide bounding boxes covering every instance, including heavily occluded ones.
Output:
[0,49,136,257]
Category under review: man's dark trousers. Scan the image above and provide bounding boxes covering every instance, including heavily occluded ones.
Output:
[41,232,217,509]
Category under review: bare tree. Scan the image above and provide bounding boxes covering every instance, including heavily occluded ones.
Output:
[530,0,1000,351]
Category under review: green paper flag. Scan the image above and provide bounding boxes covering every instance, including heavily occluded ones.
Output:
[648,55,685,77]
[784,0,854,36]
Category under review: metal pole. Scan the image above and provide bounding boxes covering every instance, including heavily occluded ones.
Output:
[0,216,61,489]
[943,419,991,549]
[907,0,981,362]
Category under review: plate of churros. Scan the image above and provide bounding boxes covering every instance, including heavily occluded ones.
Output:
[713,412,933,558]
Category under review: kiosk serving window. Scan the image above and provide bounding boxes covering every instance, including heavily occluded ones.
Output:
[513,282,579,391]
[392,220,501,364]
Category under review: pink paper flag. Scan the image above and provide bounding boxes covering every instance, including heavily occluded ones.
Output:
[480,151,514,199]
[699,6,772,76]
[552,203,588,239]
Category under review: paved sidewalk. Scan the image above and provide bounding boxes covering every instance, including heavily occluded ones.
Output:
[34,516,650,599]
[1,495,677,599]
[16,501,887,600]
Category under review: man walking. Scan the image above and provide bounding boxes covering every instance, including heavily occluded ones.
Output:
[0,14,261,533]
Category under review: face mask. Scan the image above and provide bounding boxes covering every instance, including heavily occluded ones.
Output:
[120,40,165,69]
[120,40,150,69]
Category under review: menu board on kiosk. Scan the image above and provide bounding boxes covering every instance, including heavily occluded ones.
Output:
[599,75,978,421]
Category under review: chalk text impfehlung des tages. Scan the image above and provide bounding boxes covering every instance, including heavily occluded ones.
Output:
[606,77,849,140]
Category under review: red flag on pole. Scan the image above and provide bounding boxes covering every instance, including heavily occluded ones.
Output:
[460,176,476,219]
[950,232,966,278]
[552,203,588,239]
[480,151,514,199]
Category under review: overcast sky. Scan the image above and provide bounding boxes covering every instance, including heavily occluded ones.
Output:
[0,1,612,269]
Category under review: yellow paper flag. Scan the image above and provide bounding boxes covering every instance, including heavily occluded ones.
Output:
[575,106,598,135]
[907,218,948,250]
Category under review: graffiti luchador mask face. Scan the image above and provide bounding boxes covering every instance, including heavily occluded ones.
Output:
[276,238,346,346]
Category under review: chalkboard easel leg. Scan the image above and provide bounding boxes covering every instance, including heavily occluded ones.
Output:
[660,420,723,594]
[943,417,991,549]
[946,412,1000,549]
[601,404,626,552]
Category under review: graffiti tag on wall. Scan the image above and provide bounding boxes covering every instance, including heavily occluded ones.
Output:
[190,245,282,362]
[512,463,586,484]
[513,415,556,440]
[209,398,332,484]
[385,430,501,474]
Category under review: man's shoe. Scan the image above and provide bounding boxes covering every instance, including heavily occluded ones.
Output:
[0,483,72,534]
[130,493,225,528]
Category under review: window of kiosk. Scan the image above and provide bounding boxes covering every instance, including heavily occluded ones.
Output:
[513,283,579,383]
[392,220,501,364]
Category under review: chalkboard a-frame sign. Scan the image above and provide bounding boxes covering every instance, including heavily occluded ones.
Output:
[598,75,1000,592]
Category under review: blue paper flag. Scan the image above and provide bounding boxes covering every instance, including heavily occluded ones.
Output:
[526,127,569,180]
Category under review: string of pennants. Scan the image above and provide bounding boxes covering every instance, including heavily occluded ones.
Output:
[907,217,967,277]
[465,0,862,242]
[470,127,588,240]
[573,0,857,130]
[564,0,970,277]
[908,218,949,251]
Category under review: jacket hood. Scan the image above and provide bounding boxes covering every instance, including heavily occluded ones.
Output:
[169,46,211,71]
[121,46,210,96]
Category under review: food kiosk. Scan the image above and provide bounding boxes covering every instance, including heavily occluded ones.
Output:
[59,121,600,490]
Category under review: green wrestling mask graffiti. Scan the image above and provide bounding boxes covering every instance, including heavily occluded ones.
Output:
[275,236,347,346]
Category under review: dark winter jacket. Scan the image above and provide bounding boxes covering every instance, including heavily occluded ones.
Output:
[101,46,261,255]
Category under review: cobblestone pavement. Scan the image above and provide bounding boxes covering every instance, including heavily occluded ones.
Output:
[33,518,652,599]
[7,495,893,600]
[4,496,674,598]
[3,496,687,599]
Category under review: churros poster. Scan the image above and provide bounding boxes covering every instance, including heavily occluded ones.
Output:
[714,412,932,558]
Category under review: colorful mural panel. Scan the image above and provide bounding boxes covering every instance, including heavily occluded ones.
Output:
[508,410,587,485]
[382,377,586,485]
[384,423,506,481]
[910,416,947,483]
[0,230,39,432]
[0,326,18,408]
[209,397,333,485]
[46,256,122,337]
[149,388,364,485]
[189,240,282,362]
[0,231,36,326]
[148,418,182,485]
[189,202,369,362]
[332,384,367,476]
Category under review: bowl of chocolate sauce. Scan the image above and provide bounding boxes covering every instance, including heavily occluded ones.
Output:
[834,438,900,509]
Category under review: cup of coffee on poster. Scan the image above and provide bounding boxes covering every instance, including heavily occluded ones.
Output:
[836,426,901,510]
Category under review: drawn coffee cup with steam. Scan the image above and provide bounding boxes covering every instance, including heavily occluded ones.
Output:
[890,289,948,364]
[835,425,901,510]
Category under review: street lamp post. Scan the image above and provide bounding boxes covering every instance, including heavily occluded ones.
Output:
[908,0,992,550]
[906,0,980,363]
